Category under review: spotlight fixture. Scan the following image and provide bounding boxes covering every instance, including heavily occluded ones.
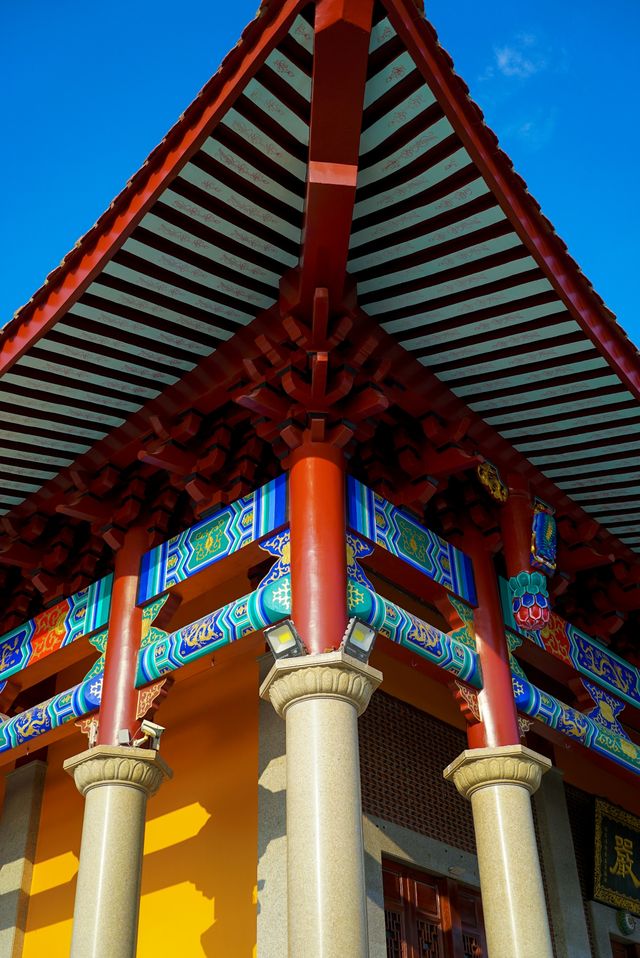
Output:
[342,617,377,663]
[264,619,306,660]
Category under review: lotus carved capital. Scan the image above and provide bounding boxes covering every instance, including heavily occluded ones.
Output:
[64,745,172,797]
[444,745,551,800]
[260,650,383,717]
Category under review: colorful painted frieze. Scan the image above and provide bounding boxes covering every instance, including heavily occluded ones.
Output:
[136,530,292,684]
[0,673,103,754]
[346,476,476,605]
[500,577,640,712]
[582,679,630,740]
[513,675,640,777]
[531,501,557,574]
[138,474,287,603]
[1,548,638,780]
[347,580,481,688]
[136,579,289,685]
[0,575,112,688]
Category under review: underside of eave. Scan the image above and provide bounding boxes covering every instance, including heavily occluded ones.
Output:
[1,0,639,563]
[2,0,637,390]
[378,0,640,399]
[3,0,638,390]
[0,0,308,373]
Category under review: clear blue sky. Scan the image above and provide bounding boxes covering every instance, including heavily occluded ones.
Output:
[2,1,639,344]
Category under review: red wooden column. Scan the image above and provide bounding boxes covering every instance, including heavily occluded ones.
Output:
[98,525,148,745]
[500,475,532,577]
[289,440,348,654]
[464,527,520,748]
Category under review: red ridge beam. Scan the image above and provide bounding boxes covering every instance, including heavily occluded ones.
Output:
[297,0,374,313]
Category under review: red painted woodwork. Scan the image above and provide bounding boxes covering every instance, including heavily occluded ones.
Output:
[463,526,520,748]
[500,478,532,577]
[610,941,640,958]
[289,440,348,654]
[382,858,487,958]
[296,0,374,313]
[97,525,148,745]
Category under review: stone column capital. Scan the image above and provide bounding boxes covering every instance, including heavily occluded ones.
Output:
[64,745,172,798]
[259,649,383,718]
[444,744,551,800]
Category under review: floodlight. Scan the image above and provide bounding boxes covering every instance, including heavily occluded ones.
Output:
[264,619,306,659]
[342,617,377,663]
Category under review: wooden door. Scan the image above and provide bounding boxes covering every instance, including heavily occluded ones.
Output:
[383,859,487,958]
[611,941,640,958]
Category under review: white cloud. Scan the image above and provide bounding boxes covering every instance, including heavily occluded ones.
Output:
[494,34,548,79]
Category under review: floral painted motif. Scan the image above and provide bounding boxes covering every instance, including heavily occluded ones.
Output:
[509,570,550,630]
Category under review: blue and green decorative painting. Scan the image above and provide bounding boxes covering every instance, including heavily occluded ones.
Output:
[0,575,112,690]
[136,528,293,685]
[1,472,640,785]
[500,576,640,712]
[346,476,476,605]
[138,474,287,602]
[513,675,640,777]
[531,502,557,575]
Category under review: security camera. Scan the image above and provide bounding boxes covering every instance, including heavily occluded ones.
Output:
[134,720,165,750]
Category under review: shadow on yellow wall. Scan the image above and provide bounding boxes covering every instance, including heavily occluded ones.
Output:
[22,649,260,957]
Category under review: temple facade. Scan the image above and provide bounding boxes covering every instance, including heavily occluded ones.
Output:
[1,2,640,957]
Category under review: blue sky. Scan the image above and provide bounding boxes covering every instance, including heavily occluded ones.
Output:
[2,1,639,344]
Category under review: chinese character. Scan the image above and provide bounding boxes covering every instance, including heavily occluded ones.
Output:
[610,835,640,888]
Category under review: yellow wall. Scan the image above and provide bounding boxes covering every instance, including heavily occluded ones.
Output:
[22,648,260,957]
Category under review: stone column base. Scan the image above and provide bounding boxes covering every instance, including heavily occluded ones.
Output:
[261,650,382,958]
[64,746,171,958]
[444,744,553,958]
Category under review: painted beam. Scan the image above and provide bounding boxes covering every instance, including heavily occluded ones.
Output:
[0,573,290,756]
[138,474,287,603]
[1,518,638,788]
[1,564,638,784]
[136,577,290,684]
[346,476,476,604]
[347,580,480,687]
[0,673,102,754]
[0,575,112,689]
[513,674,640,777]
[500,577,640,712]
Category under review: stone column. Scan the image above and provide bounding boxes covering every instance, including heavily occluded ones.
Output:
[534,767,592,958]
[0,760,47,958]
[444,744,553,958]
[64,745,171,958]
[260,649,382,958]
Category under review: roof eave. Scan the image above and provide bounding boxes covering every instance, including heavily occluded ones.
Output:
[0,0,306,375]
[383,0,640,403]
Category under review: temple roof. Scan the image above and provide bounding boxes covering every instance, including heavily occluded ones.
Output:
[2,0,639,556]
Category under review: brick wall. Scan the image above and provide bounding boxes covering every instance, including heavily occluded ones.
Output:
[359,691,601,956]
[359,690,476,854]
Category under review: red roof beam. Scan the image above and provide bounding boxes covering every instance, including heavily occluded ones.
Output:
[295,0,375,314]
